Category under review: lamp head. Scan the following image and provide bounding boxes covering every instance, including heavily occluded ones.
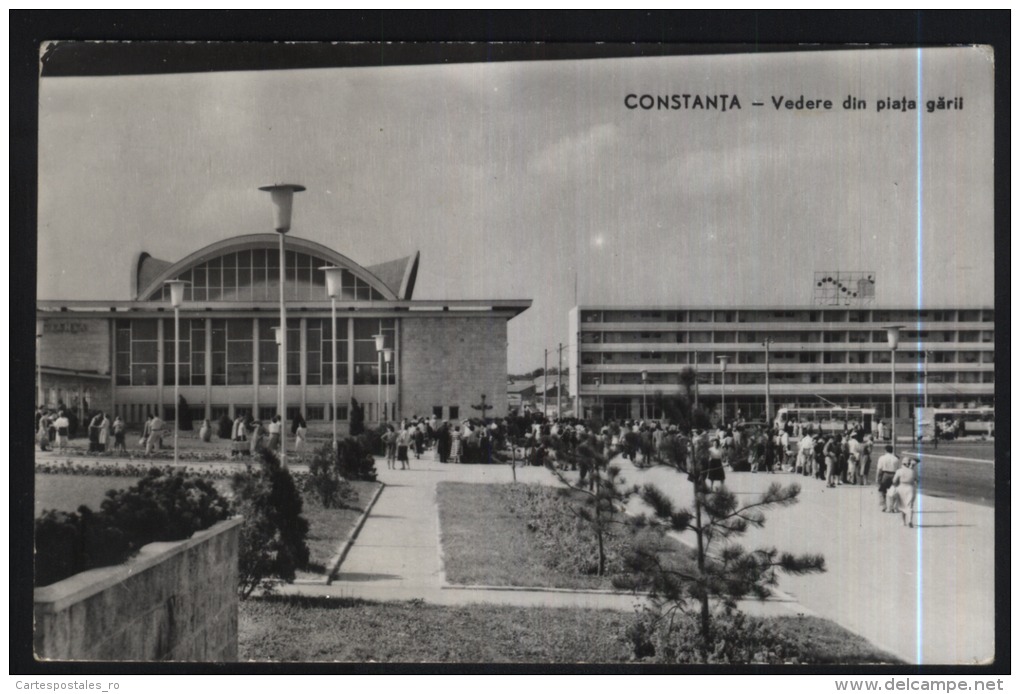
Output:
[270,326,283,346]
[259,183,306,233]
[885,325,904,350]
[717,356,729,371]
[641,370,649,383]
[36,319,44,338]
[383,347,393,363]
[319,265,344,299]
[373,333,386,352]
[164,280,189,308]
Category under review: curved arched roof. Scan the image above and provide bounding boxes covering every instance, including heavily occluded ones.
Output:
[136,234,415,301]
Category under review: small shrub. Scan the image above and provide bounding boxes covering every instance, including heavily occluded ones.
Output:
[628,606,797,664]
[338,436,378,482]
[34,468,231,587]
[217,414,233,439]
[303,442,357,508]
[232,449,310,598]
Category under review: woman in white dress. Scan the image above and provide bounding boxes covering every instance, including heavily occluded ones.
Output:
[891,458,918,528]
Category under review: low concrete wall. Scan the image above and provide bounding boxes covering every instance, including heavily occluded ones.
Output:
[34,518,242,662]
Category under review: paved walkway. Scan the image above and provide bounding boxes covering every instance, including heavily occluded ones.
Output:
[37,449,995,663]
[280,452,995,665]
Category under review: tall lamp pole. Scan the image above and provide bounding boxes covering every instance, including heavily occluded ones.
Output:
[543,348,549,417]
[641,369,649,420]
[924,349,931,410]
[383,347,393,423]
[886,326,903,450]
[717,356,729,429]
[260,183,304,465]
[374,334,385,424]
[320,266,343,445]
[594,377,601,419]
[762,337,773,427]
[166,280,188,465]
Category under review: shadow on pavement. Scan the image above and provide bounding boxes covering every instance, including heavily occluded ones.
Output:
[334,572,403,582]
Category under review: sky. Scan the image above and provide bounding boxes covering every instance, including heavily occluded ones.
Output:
[37,47,994,373]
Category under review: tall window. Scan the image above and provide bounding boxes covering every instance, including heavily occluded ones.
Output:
[353,318,395,385]
[152,250,387,302]
[256,318,300,385]
[307,318,348,386]
[162,318,204,386]
[210,319,254,386]
[115,319,159,386]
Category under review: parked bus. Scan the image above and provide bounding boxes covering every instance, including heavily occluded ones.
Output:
[915,407,994,442]
[776,406,877,435]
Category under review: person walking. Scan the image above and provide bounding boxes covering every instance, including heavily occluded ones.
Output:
[267,415,282,452]
[199,418,212,443]
[249,420,264,458]
[88,412,103,454]
[397,426,411,470]
[823,435,839,488]
[875,445,900,511]
[383,426,397,469]
[890,458,919,528]
[98,412,111,454]
[145,414,164,456]
[53,411,70,453]
[112,415,127,454]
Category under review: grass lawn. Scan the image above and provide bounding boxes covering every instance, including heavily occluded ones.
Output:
[437,481,696,591]
[295,480,380,578]
[238,595,902,664]
[239,595,635,663]
[35,474,140,516]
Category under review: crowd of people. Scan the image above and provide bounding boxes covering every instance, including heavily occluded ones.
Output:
[32,404,919,524]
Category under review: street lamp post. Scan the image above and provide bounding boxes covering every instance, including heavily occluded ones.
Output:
[594,377,601,419]
[763,338,773,427]
[320,266,344,446]
[165,280,188,465]
[924,349,931,410]
[886,326,903,450]
[260,183,305,465]
[374,333,385,424]
[641,369,649,421]
[717,356,729,429]
[383,347,393,423]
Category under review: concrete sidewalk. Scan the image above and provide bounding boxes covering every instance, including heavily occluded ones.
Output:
[289,452,994,665]
[40,449,993,662]
[617,460,996,665]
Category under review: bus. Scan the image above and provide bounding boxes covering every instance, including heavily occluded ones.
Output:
[915,407,994,442]
[775,406,877,435]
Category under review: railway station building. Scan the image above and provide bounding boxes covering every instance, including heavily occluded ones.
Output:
[36,234,531,428]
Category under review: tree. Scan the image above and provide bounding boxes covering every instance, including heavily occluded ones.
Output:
[622,366,826,661]
[546,435,636,577]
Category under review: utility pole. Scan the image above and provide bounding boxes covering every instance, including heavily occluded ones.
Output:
[543,348,549,417]
[763,337,773,426]
[557,342,564,419]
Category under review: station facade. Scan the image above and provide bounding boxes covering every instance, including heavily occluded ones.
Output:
[568,305,995,423]
[36,234,530,427]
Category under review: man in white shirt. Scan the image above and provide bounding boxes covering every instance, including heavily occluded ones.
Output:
[875,445,900,511]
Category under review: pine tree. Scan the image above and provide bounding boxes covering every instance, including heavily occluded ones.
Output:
[624,367,826,661]
[547,435,636,577]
